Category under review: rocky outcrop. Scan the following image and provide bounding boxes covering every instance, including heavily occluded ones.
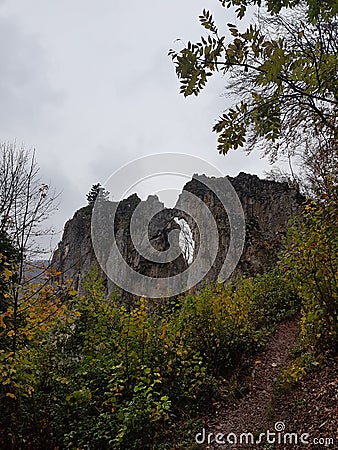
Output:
[178,172,304,285]
[52,173,304,301]
[51,205,94,290]
[51,193,187,304]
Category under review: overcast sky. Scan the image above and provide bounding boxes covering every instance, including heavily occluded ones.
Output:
[0,0,277,252]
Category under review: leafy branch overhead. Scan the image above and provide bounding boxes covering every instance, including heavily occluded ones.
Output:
[169,3,338,156]
[218,0,338,21]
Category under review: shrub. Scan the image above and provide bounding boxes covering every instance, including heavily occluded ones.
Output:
[280,195,338,354]
[0,265,300,448]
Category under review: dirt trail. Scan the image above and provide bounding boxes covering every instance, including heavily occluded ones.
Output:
[202,319,298,449]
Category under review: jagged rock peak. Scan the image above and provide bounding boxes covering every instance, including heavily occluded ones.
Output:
[52,172,305,301]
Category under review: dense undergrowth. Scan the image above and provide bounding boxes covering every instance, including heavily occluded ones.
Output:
[0,268,298,449]
[0,195,337,449]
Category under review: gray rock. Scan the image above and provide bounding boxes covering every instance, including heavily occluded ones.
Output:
[51,172,304,303]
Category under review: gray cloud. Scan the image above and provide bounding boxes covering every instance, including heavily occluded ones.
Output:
[0,15,63,137]
[0,0,275,256]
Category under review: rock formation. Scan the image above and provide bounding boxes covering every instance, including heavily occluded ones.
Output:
[178,172,304,285]
[51,172,304,301]
[51,192,187,304]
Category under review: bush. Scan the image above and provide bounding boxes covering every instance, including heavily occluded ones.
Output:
[280,195,338,354]
[0,265,299,449]
[174,271,298,377]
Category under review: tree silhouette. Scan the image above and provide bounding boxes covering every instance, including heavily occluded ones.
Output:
[86,183,110,206]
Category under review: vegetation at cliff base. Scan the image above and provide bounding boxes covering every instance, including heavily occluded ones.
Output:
[0,266,299,449]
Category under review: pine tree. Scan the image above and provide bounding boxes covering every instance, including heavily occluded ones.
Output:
[86,183,110,206]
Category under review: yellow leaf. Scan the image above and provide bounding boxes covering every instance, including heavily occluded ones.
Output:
[7,330,15,337]
[0,316,6,329]
[6,392,16,399]
[3,268,13,281]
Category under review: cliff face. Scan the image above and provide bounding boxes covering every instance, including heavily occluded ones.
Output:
[51,205,94,290]
[52,173,304,300]
[51,193,187,303]
[179,172,304,285]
